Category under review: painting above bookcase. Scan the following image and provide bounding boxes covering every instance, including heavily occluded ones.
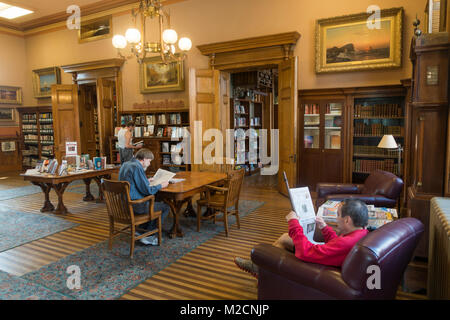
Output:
[352,96,405,182]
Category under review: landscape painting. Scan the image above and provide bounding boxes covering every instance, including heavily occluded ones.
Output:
[316,7,403,73]
[140,55,185,93]
[326,20,391,64]
[0,86,21,104]
[32,67,61,98]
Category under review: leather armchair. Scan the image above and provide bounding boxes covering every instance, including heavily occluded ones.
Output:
[251,217,424,300]
[316,170,404,208]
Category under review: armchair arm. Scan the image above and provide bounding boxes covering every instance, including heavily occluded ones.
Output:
[251,244,363,299]
[316,183,364,199]
[204,185,228,193]
[129,194,155,205]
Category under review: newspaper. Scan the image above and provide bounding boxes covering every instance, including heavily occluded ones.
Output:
[149,168,176,187]
[283,172,317,242]
[317,200,341,222]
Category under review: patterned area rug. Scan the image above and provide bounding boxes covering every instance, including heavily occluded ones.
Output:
[0,185,42,201]
[22,200,264,300]
[0,270,71,300]
[0,207,79,253]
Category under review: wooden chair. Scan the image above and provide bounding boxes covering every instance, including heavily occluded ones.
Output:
[102,179,162,258]
[196,168,245,236]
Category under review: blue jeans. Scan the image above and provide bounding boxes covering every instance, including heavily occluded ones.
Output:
[135,201,170,232]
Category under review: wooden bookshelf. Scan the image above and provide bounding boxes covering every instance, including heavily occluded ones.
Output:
[111,109,190,173]
[17,106,54,170]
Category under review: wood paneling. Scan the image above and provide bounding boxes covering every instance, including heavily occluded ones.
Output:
[51,85,81,162]
[0,137,20,173]
[277,57,298,195]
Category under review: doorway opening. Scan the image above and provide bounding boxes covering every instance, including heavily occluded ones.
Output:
[229,67,279,188]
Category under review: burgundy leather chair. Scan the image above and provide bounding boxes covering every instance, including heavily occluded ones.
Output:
[315,170,404,209]
[251,217,424,300]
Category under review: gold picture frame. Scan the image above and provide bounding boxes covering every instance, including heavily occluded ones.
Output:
[32,67,61,99]
[0,86,22,104]
[315,7,403,73]
[140,55,185,94]
[78,15,112,43]
[0,108,15,122]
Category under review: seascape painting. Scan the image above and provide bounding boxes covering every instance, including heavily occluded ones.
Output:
[0,86,21,104]
[39,73,56,94]
[315,7,403,73]
[32,67,60,98]
[326,20,391,64]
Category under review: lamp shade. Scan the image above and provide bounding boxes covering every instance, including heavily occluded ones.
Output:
[125,28,141,44]
[178,37,192,51]
[162,29,178,44]
[378,135,398,149]
[112,35,127,49]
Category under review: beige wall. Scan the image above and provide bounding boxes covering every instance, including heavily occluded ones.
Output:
[0,33,26,132]
[19,0,427,110]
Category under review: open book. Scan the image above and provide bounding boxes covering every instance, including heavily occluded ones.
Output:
[132,140,143,146]
[149,168,176,187]
[283,172,317,242]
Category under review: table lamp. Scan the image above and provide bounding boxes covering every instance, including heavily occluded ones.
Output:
[377,134,402,176]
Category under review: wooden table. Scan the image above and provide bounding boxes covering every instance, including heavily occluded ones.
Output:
[158,171,227,238]
[21,167,119,214]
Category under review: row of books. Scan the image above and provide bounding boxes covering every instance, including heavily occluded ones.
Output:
[235,151,259,164]
[250,117,261,126]
[39,113,53,123]
[40,135,54,142]
[162,154,184,165]
[353,159,399,175]
[304,104,319,115]
[40,124,53,134]
[22,114,37,122]
[235,117,247,127]
[122,113,185,126]
[234,104,247,114]
[133,126,189,139]
[22,146,39,156]
[234,163,262,173]
[353,145,399,156]
[353,123,403,136]
[162,142,184,153]
[354,104,402,118]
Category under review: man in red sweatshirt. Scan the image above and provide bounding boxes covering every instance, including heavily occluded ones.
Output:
[234,199,369,277]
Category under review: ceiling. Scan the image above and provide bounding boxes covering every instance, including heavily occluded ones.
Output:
[0,0,139,31]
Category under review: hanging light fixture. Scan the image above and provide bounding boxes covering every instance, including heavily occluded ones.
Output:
[112,0,192,64]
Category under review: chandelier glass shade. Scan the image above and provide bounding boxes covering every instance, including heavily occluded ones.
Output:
[112,0,191,64]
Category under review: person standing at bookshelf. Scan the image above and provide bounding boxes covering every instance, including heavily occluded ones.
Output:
[118,121,142,165]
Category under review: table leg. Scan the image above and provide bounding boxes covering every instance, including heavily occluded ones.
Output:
[93,175,109,203]
[53,182,70,214]
[82,178,95,201]
[164,199,186,238]
[183,198,197,217]
[32,182,54,212]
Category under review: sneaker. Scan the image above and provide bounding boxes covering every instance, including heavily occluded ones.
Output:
[139,235,159,246]
[234,256,258,278]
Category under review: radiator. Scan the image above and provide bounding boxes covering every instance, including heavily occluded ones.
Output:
[428,198,450,299]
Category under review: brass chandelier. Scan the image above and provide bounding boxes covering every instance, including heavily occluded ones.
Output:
[112,0,192,64]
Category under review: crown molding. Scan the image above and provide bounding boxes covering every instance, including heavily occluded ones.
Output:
[0,0,188,37]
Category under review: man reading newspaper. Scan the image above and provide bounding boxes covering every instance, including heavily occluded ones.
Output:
[234,199,369,278]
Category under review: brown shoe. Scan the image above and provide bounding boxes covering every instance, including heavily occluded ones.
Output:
[234,256,258,278]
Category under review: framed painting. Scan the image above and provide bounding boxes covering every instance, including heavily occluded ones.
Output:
[78,15,112,43]
[0,86,22,104]
[1,141,16,152]
[32,67,61,98]
[0,108,15,122]
[315,7,403,73]
[140,54,185,93]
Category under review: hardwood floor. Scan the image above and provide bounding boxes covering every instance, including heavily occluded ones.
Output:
[0,172,426,300]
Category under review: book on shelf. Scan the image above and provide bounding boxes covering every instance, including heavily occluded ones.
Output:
[157,127,164,137]
[162,142,169,153]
